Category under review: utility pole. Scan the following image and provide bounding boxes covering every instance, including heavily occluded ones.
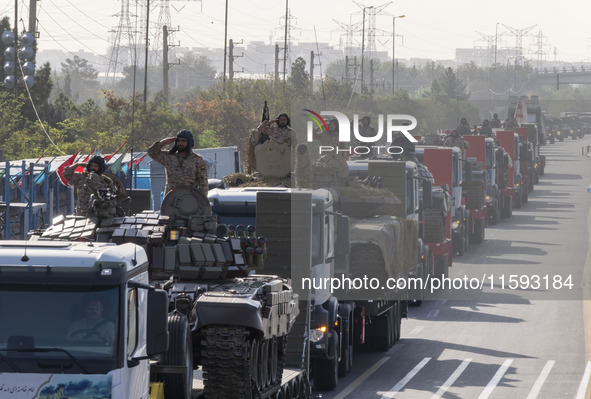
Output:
[392,15,405,94]
[229,39,244,83]
[162,25,180,103]
[223,0,228,87]
[309,51,314,94]
[163,25,169,101]
[28,0,38,37]
[275,44,280,84]
[283,0,289,84]
[143,0,151,104]
[361,7,365,92]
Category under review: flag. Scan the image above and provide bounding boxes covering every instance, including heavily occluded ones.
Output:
[75,148,96,173]
[132,152,148,166]
[121,160,132,175]
[57,151,81,187]
[104,140,128,162]
[109,149,128,174]
[122,152,148,175]
[34,155,58,185]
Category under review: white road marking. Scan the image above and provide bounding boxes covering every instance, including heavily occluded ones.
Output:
[525,360,554,399]
[478,359,513,399]
[332,356,390,399]
[379,357,431,398]
[431,358,472,399]
[575,361,591,399]
[408,326,424,335]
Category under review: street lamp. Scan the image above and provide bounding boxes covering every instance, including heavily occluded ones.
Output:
[392,14,405,94]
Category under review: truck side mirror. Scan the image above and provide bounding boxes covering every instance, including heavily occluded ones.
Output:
[146,289,169,356]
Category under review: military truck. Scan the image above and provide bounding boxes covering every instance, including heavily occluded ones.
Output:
[209,181,413,392]
[415,146,470,257]
[460,135,489,243]
[464,135,507,226]
[2,188,309,399]
[495,131,521,218]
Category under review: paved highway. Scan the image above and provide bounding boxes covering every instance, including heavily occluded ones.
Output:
[317,136,591,398]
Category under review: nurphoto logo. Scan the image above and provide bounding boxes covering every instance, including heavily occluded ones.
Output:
[303,110,418,155]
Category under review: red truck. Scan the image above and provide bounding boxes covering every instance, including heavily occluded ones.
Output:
[495,130,522,217]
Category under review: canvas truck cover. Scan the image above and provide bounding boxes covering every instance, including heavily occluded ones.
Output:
[349,215,418,280]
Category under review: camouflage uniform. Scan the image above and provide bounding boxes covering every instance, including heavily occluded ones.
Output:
[444,135,470,158]
[63,163,116,216]
[456,122,472,136]
[148,141,209,196]
[257,121,297,147]
[490,116,502,128]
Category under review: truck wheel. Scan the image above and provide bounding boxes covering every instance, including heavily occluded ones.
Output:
[394,302,402,342]
[433,255,449,284]
[160,313,193,399]
[501,197,512,219]
[313,331,339,390]
[534,173,540,184]
[338,306,353,377]
[522,186,528,203]
[489,202,499,225]
[559,136,564,142]
[514,189,522,209]
[338,325,350,377]
[471,220,484,244]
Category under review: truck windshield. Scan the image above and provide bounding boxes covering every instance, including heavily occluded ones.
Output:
[0,286,120,373]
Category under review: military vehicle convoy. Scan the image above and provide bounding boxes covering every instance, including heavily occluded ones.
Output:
[0,188,307,399]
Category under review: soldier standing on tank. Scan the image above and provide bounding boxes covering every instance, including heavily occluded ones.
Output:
[444,129,470,158]
[63,155,117,216]
[148,129,208,197]
[480,119,493,137]
[490,113,502,128]
[504,113,518,129]
[457,117,472,136]
[314,118,341,155]
[257,113,297,147]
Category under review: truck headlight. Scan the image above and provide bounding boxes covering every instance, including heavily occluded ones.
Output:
[310,326,327,342]
[452,220,460,230]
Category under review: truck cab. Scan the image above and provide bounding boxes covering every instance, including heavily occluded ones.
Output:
[0,241,168,399]
[208,187,351,390]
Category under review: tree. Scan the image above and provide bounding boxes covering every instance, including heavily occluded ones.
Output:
[431,67,470,102]
[60,56,99,102]
[288,57,310,95]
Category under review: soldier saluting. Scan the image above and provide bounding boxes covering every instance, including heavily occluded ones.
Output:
[148,129,208,197]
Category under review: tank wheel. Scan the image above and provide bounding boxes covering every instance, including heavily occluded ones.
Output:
[160,313,193,399]
[313,331,339,390]
[269,338,278,384]
[260,338,269,389]
[202,326,262,399]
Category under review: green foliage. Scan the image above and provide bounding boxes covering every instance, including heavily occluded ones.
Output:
[60,56,99,102]
[288,57,310,96]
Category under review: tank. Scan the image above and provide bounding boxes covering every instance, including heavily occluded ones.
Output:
[31,188,300,399]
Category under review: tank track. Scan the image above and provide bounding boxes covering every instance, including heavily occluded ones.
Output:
[201,326,286,399]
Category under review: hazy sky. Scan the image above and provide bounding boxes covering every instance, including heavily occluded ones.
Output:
[4,0,591,65]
